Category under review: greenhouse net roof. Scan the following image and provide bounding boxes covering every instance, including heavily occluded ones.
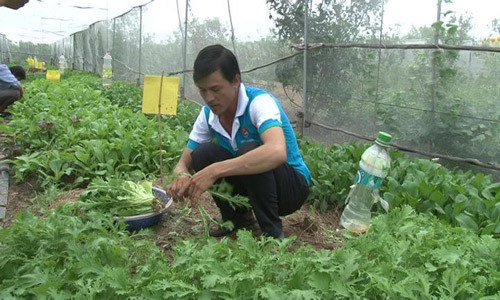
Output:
[0,0,150,43]
[1,0,498,44]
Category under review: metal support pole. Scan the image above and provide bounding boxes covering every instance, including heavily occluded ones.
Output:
[106,0,109,51]
[72,34,76,69]
[227,0,237,57]
[429,0,441,151]
[181,0,189,100]
[112,18,116,52]
[6,35,10,62]
[374,1,385,117]
[430,0,441,115]
[138,6,143,86]
[301,0,309,137]
[1,35,3,62]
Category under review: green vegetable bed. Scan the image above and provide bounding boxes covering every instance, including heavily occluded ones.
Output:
[0,71,498,299]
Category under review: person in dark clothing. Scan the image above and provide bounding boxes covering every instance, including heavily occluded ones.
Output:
[166,45,311,239]
[0,64,26,116]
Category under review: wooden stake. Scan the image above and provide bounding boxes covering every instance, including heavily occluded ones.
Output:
[158,71,165,186]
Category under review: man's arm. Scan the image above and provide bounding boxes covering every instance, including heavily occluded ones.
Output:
[214,126,286,176]
[16,83,24,97]
[186,126,287,198]
[173,147,193,175]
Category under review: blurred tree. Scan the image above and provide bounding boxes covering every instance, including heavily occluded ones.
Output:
[110,8,141,83]
[266,0,384,125]
[8,41,52,64]
[378,2,499,165]
[491,19,500,34]
[187,17,231,65]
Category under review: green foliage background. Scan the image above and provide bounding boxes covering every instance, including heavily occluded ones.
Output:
[0,70,498,298]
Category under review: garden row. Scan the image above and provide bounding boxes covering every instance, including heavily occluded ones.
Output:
[3,71,499,235]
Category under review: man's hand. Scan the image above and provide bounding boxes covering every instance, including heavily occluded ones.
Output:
[166,147,194,202]
[187,166,218,199]
[17,84,24,98]
[165,174,191,201]
[166,166,218,205]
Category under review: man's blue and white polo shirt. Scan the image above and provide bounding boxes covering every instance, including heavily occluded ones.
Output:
[187,83,311,185]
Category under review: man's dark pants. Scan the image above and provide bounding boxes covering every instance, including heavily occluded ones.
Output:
[191,142,310,238]
[0,89,21,112]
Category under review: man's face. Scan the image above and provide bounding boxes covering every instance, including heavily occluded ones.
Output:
[196,69,240,116]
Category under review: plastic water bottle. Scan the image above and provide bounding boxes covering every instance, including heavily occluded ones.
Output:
[58,54,67,74]
[340,131,392,233]
[102,50,112,87]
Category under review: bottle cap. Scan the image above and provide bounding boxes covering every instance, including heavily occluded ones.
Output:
[375,131,392,147]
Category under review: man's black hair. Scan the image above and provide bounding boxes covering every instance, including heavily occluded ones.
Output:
[193,44,240,84]
[9,65,26,81]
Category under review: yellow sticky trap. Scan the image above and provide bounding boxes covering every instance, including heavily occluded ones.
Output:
[36,61,44,69]
[46,70,60,82]
[142,75,179,116]
[26,57,34,67]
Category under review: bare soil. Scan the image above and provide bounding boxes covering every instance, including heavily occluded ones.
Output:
[153,195,344,256]
[0,175,38,227]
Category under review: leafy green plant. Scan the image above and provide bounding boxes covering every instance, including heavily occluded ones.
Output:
[3,75,194,187]
[152,206,500,299]
[79,178,162,216]
[299,138,363,211]
[299,137,499,234]
[0,209,171,299]
[210,182,251,210]
[383,152,500,235]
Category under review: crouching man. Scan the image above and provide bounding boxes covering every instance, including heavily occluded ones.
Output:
[0,64,25,116]
[167,45,311,239]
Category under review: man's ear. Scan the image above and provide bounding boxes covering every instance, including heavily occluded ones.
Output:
[234,74,241,85]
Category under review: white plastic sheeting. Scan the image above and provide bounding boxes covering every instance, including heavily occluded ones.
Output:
[0,0,150,43]
[1,0,498,45]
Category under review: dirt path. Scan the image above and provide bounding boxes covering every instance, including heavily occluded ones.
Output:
[154,196,344,256]
[0,174,38,228]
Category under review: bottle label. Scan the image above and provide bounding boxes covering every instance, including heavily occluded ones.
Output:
[355,166,383,189]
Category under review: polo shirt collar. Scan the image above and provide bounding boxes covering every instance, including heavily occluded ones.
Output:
[207,83,248,127]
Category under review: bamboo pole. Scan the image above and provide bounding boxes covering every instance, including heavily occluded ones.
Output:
[158,72,165,185]
[138,5,143,86]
